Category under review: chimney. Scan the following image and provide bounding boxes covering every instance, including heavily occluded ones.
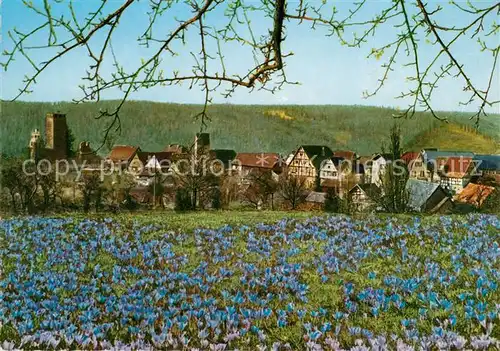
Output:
[321,146,325,156]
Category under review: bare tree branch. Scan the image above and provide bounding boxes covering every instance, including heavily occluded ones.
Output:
[2,0,499,145]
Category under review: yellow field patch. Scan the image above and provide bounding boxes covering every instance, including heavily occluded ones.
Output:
[265,109,294,120]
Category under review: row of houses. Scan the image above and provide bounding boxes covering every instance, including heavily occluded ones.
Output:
[285,145,499,212]
[27,113,499,212]
[104,134,499,212]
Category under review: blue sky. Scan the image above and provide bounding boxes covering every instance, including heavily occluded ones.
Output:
[2,0,499,113]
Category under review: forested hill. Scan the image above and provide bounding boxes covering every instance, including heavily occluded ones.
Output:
[2,100,499,156]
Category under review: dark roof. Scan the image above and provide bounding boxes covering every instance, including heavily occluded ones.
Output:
[473,154,500,171]
[302,145,334,158]
[423,150,475,162]
[154,152,174,162]
[210,149,237,166]
[406,179,442,211]
[330,156,345,167]
[136,151,150,165]
[300,145,334,170]
[350,183,381,198]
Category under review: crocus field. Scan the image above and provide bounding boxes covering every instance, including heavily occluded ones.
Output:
[0,214,499,350]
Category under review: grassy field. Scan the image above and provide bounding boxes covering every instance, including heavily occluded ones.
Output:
[54,210,316,232]
[1,212,499,349]
[2,100,499,157]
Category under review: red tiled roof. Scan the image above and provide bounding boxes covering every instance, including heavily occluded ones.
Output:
[108,145,139,163]
[455,183,495,207]
[234,153,280,169]
[401,152,419,165]
[440,157,473,178]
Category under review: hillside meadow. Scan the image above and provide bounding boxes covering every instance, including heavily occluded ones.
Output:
[1,100,499,156]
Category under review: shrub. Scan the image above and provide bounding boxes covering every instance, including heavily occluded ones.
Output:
[324,188,340,212]
[175,187,193,211]
[481,186,500,214]
[123,193,139,211]
[211,187,222,210]
[279,174,307,210]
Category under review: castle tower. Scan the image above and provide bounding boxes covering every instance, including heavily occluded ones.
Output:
[45,112,68,159]
[29,129,41,160]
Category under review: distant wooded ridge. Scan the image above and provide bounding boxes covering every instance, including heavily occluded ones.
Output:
[2,100,499,157]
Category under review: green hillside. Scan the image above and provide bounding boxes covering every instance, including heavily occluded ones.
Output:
[407,123,500,154]
[1,100,499,156]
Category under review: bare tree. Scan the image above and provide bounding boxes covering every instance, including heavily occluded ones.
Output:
[0,158,43,214]
[219,173,240,209]
[0,158,22,212]
[279,174,307,210]
[38,166,60,211]
[243,169,279,210]
[104,172,137,211]
[173,147,219,210]
[242,184,264,210]
[18,165,40,214]
[2,0,498,147]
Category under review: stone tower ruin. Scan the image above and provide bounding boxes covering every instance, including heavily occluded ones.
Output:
[28,129,41,160]
[44,112,68,160]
